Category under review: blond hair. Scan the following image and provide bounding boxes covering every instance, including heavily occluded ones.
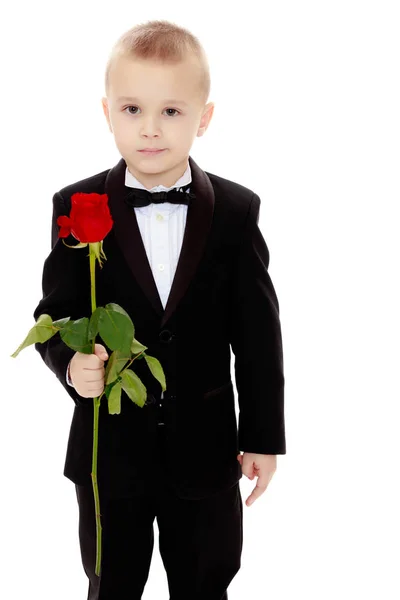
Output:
[104,20,210,105]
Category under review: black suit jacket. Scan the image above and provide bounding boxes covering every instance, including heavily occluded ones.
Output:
[33,155,285,500]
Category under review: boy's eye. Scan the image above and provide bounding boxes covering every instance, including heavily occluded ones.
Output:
[124,106,179,117]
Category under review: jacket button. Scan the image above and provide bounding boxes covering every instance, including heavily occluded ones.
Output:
[159,329,174,343]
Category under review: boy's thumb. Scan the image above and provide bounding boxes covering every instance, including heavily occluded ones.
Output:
[95,343,108,360]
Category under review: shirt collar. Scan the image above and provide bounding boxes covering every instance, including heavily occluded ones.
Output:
[125,160,192,192]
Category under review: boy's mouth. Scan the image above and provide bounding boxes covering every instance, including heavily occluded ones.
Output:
[138,148,166,155]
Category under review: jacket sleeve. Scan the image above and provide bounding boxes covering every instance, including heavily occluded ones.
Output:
[229,192,286,454]
[32,191,92,407]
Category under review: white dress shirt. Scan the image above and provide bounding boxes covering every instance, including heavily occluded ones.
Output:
[66,160,192,404]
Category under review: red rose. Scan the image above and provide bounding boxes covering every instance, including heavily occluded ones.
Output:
[57,192,113,243]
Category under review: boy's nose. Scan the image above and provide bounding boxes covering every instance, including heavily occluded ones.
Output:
[141,119,161,136]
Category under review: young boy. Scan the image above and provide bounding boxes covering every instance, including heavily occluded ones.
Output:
[33,19,286,600]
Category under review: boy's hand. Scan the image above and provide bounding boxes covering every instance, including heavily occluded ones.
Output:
[237,452,277,506]
[69,343,109,398]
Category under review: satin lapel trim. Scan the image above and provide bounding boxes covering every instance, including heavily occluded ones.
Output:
[104,155,215,328]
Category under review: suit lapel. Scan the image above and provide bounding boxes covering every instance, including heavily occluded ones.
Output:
[104,155,215,328]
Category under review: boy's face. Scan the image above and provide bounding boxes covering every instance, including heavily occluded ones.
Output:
[102,55,214,189]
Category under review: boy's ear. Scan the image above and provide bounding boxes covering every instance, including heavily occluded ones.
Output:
[197,102,215,137]
[101,97,113,133]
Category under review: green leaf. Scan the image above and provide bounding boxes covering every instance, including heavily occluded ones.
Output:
[144,354,166,392]
[108,381,122,414]
[103,381,114,400]
[120,369,147,408]
[131,338,147,355]
[10,314,57,358]
[88,307,102,341]
[97,306,133,354]
[52,316,71,329]
[59,317,92,354]
[104,349,131,384]
[105,303,135,335]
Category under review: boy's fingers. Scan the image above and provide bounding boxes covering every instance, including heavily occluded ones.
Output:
[246,484,263,506]
[246,476,270,506]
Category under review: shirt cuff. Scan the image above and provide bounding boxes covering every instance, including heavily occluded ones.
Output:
[66,359,74,387]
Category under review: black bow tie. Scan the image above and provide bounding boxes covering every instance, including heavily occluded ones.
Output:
[124,182,195,208]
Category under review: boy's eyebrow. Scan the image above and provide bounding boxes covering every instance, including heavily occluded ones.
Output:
[117,96,188,107]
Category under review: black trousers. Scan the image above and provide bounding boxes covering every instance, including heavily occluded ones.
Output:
[74,429,243,600]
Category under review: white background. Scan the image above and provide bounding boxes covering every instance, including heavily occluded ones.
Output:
[1,1,400,598]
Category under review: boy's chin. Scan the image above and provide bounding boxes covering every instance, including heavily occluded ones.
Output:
[125,152,190,175]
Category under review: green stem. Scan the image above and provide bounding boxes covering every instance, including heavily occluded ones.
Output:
[117,349,145,374]
[87,243,145,576]
[89,245,102,577]
[97,349,146,400]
